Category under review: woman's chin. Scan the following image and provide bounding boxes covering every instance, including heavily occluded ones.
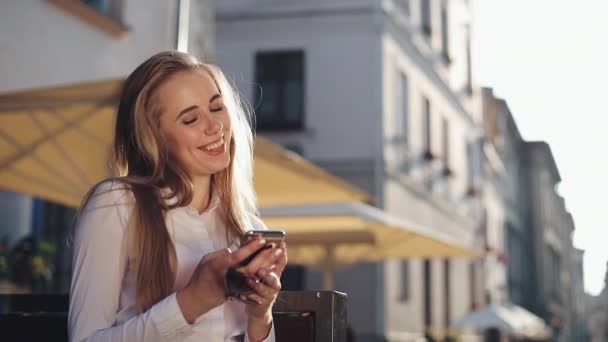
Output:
[195,159,231,176]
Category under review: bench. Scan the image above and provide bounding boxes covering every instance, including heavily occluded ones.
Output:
[0,291,347,341]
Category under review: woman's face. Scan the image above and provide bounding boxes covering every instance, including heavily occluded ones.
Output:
[156,69,232,179]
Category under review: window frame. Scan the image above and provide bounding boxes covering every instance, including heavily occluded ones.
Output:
[254,50,306,132]
[47,0,128,38]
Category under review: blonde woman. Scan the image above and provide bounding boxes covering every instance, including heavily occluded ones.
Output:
[68,51,287,342]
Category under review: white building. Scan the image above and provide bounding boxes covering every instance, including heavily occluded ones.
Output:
[215,1,484,340]
[0,0,214,289]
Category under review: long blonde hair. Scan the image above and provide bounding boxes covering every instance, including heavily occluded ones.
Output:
[78,51,257,312]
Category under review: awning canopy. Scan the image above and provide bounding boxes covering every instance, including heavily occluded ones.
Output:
[260,202,478,289]
[0,79,370,208]
[452,304,552,340]
[261,202,476,265]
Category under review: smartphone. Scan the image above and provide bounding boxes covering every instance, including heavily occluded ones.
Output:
[241,229,286,246]
[239,230,286,266]
[226,229,286,303]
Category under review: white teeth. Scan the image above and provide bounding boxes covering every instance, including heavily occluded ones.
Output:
[203,138,224,151]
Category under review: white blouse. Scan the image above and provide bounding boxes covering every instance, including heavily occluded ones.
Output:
[68,180,275,342]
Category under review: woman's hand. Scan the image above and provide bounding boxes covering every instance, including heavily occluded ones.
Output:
[241,242,288,341]
[176,238,268,323]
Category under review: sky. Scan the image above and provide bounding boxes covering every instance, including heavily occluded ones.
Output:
[471,0,608,295]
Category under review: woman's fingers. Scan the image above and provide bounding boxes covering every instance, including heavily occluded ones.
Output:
[248,270,281,295]
[229,238,267,266]
[244,271,281,304]
[258,269,281,291]
[237,245,283,277]
[243,293,264,305]
[274,242,288,275]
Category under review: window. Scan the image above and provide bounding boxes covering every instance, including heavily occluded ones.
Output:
[470,261,477,310]
[399,260,410,301]
[423,259,432,327]
[444,259,451,328]
[465,26,473,94]
[254,51,305,131]
[441,117,450,171]
[420,0,432,38]
[440,0,450,63]
[466,139,483,196]
[549,247,561,299]
[1,196,75,295]
[400,73,409,145]
[395,73,409,144]
[81,0,122,21]
[507,224,524,304]
[422,97,432,159]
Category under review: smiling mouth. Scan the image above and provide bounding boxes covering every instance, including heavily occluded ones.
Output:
[198,133,225,152]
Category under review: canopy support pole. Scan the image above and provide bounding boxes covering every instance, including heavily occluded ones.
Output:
[323,245,336,290]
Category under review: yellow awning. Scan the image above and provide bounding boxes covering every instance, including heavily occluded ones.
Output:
[261,202,478,266]
[0,79,370,208]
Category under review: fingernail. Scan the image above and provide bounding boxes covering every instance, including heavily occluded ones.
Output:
[259,239,266,245]
[274,249,283,256]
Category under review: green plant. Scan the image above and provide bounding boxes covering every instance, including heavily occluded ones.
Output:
[8,235,56,291]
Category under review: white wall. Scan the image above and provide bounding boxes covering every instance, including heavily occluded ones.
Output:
[0,0,177,93]
[216,11,381,161]
[216,6,387,338]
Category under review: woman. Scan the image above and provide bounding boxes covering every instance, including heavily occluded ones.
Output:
[68,51,287,342]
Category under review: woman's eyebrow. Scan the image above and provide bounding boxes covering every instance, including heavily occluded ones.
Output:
[209,94,221,103]
[175,105,198,121]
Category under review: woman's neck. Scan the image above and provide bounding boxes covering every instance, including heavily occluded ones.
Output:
[190,176,213,214]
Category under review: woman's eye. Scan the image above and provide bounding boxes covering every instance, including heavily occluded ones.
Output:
[210,107,224,113]
[183,117,197,125]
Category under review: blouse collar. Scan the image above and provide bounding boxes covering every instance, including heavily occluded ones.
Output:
[160,186,222,215]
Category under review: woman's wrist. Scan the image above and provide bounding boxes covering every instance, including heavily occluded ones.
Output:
[247,312,273,341]
[176,286,217,324]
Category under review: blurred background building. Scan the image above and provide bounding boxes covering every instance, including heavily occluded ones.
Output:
[0,1,595,342]
[214,0,496,340]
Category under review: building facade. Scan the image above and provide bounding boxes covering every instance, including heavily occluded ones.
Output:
[0,0,215,293]
[571,248,588,341]
[586,266,608,342]
[480,88,532,309]
[481,87,589,342]
[215,1,484,340]
[522,141,578,342]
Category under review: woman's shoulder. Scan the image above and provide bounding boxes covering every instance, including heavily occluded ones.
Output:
[83,179,134,212]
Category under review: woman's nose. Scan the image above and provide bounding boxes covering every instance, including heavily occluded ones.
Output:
[203,114,223,136]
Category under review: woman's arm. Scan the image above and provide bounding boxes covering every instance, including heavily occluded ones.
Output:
[68,181,194,342]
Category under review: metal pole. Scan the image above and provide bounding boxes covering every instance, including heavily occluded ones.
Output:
[323,245,336,290]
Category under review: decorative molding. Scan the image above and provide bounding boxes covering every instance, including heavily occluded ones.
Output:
[47,0,129,39]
